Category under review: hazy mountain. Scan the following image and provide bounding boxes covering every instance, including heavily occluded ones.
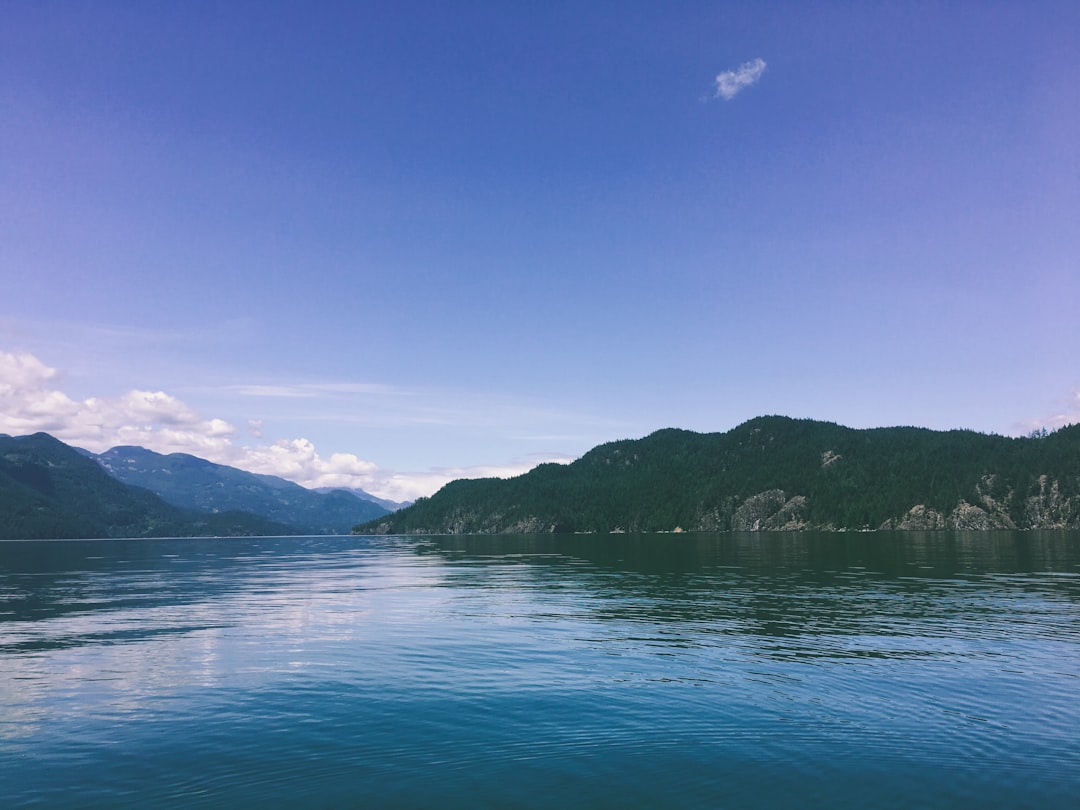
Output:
[95,446,389,534]
[356,416,1080,535]
[0,433,296,539]
[313,487,410,511]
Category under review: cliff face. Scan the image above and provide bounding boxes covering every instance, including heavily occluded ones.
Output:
[680,479,1078,534]
[727,490,809,531]
[876,474,1079,532]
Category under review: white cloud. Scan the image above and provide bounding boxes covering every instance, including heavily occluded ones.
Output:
[1015,389,1080,435]
[714,58,767,101]
[0,349,572,502]
[0,351,240,457]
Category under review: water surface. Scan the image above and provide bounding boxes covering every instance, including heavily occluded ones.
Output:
[2,531,1078,807]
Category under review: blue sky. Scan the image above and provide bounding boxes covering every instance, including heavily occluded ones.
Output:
[2,1,1079,500]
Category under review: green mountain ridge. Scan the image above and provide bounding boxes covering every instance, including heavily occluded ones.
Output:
[356,416,1080,535]
[0,433,296,539]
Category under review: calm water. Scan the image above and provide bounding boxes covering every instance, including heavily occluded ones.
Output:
[2,532,1079,808]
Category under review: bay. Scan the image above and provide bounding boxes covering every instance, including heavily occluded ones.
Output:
[1,531,1079,808]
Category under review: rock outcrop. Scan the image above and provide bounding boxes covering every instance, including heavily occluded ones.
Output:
[730,490,809,531]
[1021,475,1079,529]
[887,504,946,531]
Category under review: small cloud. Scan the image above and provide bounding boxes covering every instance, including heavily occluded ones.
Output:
[714,57,767,101]
[1011,388,1080,435]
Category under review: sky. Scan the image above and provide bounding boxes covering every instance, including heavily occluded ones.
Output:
[2,1,1079,502]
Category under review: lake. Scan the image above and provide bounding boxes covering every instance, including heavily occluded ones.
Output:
[2,531,1079,808]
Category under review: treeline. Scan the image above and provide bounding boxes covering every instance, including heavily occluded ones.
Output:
[356,416,1080,534]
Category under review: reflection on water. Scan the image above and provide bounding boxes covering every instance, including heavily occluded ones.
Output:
[1,532,1079,808]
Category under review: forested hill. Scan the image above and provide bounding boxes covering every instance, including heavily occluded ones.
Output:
[356,416,1080,535]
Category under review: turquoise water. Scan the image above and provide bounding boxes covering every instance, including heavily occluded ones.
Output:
[2,532,1079,808]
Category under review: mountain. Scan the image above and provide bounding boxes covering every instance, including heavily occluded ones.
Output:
[355,416,1080,535]
[0,433,296,539]
[313,487,410,512]
[94,446,390,534]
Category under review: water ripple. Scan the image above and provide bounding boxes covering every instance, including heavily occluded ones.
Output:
[1,532,1079,807]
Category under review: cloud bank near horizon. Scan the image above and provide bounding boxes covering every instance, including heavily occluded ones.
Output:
[714,58,767,100]
[0,350,570,502]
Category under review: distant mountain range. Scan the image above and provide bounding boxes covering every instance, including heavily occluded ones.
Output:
[93,445,394,534]
[1,433,297,539]
[356,416,1080,535]
[312,487,409,512]
[0,433,394,539]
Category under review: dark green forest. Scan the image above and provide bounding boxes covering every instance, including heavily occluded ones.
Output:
[357,416,1080,535]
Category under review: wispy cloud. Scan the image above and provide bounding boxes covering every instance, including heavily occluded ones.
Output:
[226,385,320,399]
[1,316,260,356]
[225,382,399,398]
[0,349,574,502]
[714,57,767,101]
